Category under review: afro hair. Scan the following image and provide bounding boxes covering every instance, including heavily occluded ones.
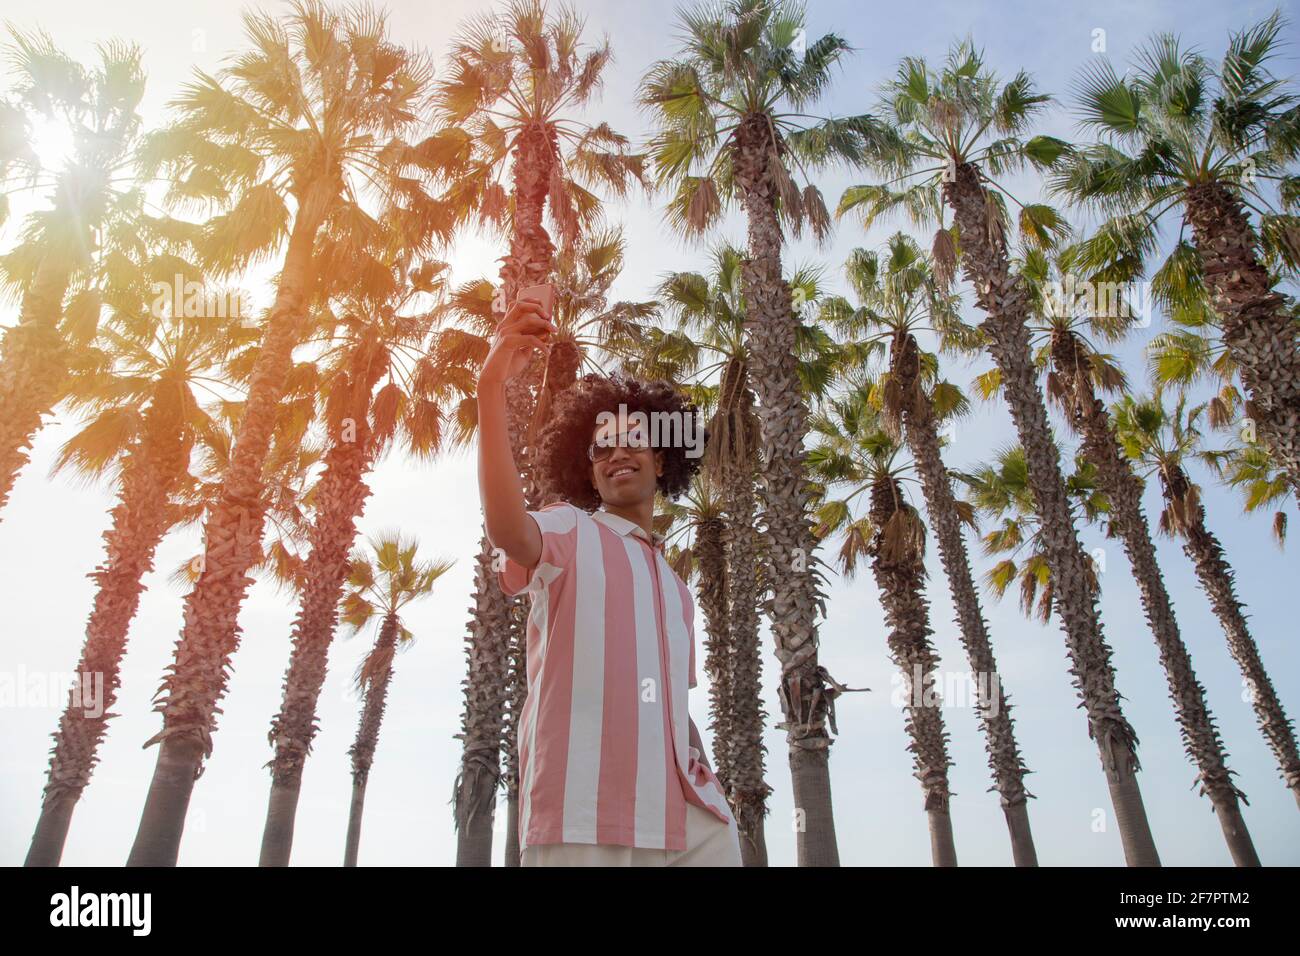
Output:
[534,373,706,511]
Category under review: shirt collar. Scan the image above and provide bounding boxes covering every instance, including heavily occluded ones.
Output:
[592,506,666,550]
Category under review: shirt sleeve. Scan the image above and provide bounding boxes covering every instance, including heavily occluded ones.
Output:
[496,502,579,597]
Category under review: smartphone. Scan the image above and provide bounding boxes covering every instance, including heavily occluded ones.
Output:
[519,282,555,320]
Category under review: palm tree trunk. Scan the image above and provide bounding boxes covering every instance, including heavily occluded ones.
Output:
[455,387,532,870]
[25,793,77,867]
[927,810,957,867]
[868,475,958,866]
[0,256,73,518]
[695,515,733,789]
[894,330,1037,865]
[498,122,557,302]
[944,161,1160,865]
[262,776,304,863]
[128,734,207,866]
[1184,183,1300,497]
[343,776,367,867]
[343,611,400,867]
[724,453,772,867]
[502,119,558,508]
[1160,464,1300,809]
[259,429,375,866]
[1053,332,1259,865]
[504,790,520,865]
[733,112,838,867]
[25,400,187,866]
[126,184,328,866]
[1002,802,1037,866]
[502,603,528,868]
[454,537,513,867]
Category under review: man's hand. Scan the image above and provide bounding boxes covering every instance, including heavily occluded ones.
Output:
[479,297,555,390]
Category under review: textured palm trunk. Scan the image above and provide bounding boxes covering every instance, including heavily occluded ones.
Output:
[944,162,1160,866]
[892,331,1037,866]
[720,384,771,867]
[126,185,328,867]
[25,397,188,866]
[0,256,74,519]
[1051,331,1258,865]
[868,475,958,866]
[732,113,838,866]
[694,516,733,787]
[1159,463,1300,810]
[259,421,376,866]
[343,611,400,867]
[1183,183,1300,498]
[501,601,528,868]
[504,791,520,864]
[456,121,558,867]
[342,776,367,867]
[454,536,514,867]
[726,488,770,867]
[1002,802,1036,863]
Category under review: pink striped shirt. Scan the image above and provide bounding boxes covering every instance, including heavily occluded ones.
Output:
[498,501,734,852]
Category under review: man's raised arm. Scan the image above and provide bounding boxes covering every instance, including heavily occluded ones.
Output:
[476,297,555,572]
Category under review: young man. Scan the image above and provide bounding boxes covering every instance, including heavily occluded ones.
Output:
[477,294,742,867]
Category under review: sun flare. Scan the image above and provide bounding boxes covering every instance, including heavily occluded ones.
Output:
[29,113,76,171]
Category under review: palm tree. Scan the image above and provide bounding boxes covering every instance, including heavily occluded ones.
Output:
[435,0,644,487]
[1015,246,1258,864]
[640,0,883,866]
[1217,438,1293,546]
[1113,394,1300,809]
[24,278,249,866]
[808,388,956,865]
[822,234,1039,865]
[1055,13,1300,500]
[339,534,453,866]
[648,245,774,865]
[258,232,457,866]
[1144,271,1296,541]
[167,411,325,597]
[126,1,445,866]
[1148,287,1299,533]
[432,276,524,868]
[960,445,1106,620]
[434,0,643,867]
[524,226,659,455]
[660,473,736,798]
[431,281,514,867]
[845,43,1161,864]
[0,29,146,518]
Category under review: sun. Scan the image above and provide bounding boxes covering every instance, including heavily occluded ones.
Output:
[29,113,76,171]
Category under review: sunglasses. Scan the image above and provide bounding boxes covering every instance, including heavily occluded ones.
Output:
[588,429,652,462]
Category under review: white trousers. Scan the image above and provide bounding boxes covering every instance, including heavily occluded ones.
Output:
[520,802,743,867]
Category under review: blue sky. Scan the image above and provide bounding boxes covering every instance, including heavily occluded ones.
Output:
[1,0,1298,866]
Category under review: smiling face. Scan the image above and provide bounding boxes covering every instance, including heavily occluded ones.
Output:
[589,417,663,508]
